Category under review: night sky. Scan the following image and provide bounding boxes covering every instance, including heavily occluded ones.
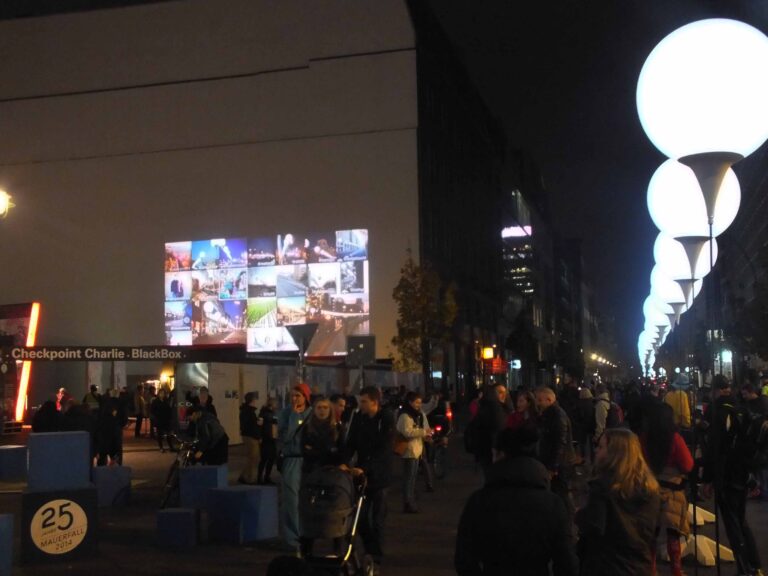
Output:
[430,0,768,363]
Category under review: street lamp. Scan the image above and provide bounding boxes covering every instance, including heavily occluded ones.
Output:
[0,190,14,218]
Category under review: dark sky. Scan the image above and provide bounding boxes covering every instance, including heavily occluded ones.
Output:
[429,0,768,362]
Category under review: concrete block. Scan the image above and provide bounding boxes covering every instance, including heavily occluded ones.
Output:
[91,466,131,507]
[0,514,12,576]
[207,485,278,543]
[157,508,197,549]
[179,465,228,509]
[0,445,27,482]
[28,432,90,491]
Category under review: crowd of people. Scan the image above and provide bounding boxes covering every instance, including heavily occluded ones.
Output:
[458,373,768,576]
[30,372,767,576]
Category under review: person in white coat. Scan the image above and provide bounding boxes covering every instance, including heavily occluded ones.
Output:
[396,391,433,513]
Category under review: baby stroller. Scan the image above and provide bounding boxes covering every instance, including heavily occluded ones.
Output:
[299,466,375,576]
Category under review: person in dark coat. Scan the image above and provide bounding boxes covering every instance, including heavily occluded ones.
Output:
[238,392,261,484]
[572,387,596,462]
[535,386,577,520]
[258,397,277,484]
[96,388,128,465]
[151,387,173,452]
[473,383,513,478]
[455,426,578,576]
[344,386,395,567]
[301,396,342,477]
[188,405,228,465]
[576,428,660,576]
[701,376,763,575]
[32,400,60,432]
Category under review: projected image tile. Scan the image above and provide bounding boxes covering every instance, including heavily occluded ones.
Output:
[249,266,277,298]
[308,262,339,293]
[277,297,307,326]
[340,260,365,293]
[192,299,246,345]
[216,267,248,300]
[276,232,309,265]
[248,327,298,353]
[166,329,193,346]
[247,298,277,329]
[166,241,192,271]
[165,271,193,301]
[190,270,218,299]
[248,237,277,267]
[307,295,370,357]
[276,265,308,298]
[336,229,368,261]
[210,237,247,268]
[190,240,218,270]
[307,232,338,263]
[164,301,190,330]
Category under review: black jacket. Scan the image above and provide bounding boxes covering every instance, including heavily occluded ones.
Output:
[455,456,577,576]
[344,408,395,491]
[151,396,173,429]
[537,403,575,473]
[239,404,260,439]
[576,478,659,576]
[194,411,228,463]
[702,395,753,487]
[473,396,512,464]
[302,421,343,476]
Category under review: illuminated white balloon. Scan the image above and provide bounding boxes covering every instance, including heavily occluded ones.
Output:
[650,265,701,307]
[647,159,741,236]
[654,232,717,280]
[637,18,768,158]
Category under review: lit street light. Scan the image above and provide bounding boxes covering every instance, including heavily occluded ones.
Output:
[0,190,14,218]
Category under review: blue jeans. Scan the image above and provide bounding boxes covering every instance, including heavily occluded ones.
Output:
[402,458,419,508]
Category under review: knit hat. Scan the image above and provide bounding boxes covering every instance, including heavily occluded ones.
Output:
[672,374,690,389]
[293,382,312,404]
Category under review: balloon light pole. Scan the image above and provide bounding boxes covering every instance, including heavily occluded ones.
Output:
[637,18,768,576]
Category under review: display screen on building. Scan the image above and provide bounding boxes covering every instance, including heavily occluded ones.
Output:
[164,229,369,356]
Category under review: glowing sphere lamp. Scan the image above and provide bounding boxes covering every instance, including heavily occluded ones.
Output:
[637,18,768,160]
[647,159,741,237]
[650,265,701,309]
[654,232,717,281]
[638,19,768,227]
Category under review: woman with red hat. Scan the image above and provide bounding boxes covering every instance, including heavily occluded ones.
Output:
[277,382,312,553]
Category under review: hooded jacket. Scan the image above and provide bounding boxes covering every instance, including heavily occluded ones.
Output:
[576,478,660,576]
[455,456,577,576]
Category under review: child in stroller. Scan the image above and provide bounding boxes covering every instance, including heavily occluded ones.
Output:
[298,465,375,576]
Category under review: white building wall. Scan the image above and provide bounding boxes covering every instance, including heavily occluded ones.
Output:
[0,0,418,399]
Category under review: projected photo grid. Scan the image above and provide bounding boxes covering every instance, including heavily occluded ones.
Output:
[164,230,369,355]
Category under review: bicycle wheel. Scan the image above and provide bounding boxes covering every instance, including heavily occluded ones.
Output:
[160,460,181,509]
[433,445,447,479]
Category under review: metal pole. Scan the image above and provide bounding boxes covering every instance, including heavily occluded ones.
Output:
[708,221,721,576]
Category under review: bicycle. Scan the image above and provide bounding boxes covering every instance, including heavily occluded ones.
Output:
[159,433,198,509]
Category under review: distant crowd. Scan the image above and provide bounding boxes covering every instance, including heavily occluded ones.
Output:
[457,373,768,576]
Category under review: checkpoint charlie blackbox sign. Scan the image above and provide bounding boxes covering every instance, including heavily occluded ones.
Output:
[22,488,97,562]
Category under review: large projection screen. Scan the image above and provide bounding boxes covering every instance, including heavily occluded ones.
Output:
[165,229,369,356]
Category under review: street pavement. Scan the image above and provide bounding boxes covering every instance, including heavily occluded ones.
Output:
[2,427,768,575]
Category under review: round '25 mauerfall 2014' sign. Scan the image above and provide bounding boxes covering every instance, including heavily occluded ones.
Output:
[30,499,88,555]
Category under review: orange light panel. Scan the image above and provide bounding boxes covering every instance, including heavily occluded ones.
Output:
[15,302,40,421]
